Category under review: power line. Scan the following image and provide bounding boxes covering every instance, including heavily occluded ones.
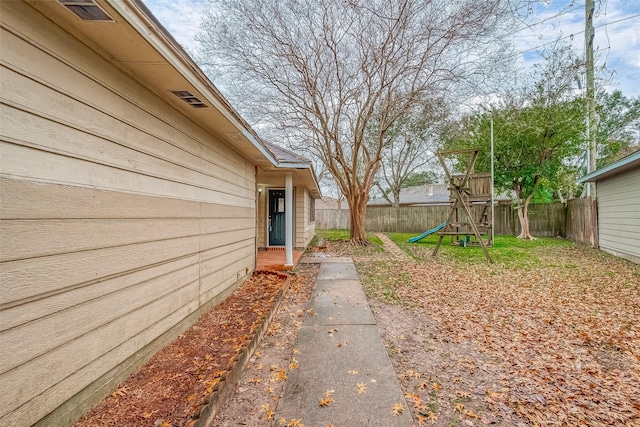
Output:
[517,13,639,55]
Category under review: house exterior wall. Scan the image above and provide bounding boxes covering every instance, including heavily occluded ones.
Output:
[596,167,640,264]
[0,3,256,426]
[296,188,316,248]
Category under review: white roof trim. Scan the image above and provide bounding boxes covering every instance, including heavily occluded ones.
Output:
[578,151,640,183]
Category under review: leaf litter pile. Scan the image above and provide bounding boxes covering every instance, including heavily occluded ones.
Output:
[358,240,640,426]
[212,264,318,426]
[76,270,293,427]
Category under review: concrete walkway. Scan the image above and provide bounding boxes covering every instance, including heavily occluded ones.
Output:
[275,258,412,426]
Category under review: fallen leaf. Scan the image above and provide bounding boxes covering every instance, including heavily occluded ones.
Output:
[456,390,471,399]
[357,383,367,394]
[111,387,128,398]
[140,411,157,419]
[318,396,334,407]
[464,409,480,419]
[392,403,404,415]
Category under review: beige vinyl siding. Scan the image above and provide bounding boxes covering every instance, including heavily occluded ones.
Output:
[296,188,316,248]
[596,168,640,264]
[0,3,255,426]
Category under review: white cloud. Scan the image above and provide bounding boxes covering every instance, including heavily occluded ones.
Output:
[143,0,207,54]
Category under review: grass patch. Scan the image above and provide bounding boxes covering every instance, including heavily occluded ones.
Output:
[316,229,351,241]
[357,260,411,304]
[315,229,384,256]
[389,233,573,269]
[316,229,383,247]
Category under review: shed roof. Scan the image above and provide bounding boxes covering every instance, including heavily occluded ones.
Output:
[578,150,640,183]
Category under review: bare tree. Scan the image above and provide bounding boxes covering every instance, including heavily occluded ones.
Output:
[198,0,519,243]
[374,100,445,207]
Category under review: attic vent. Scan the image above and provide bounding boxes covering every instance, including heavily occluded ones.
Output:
[58,0,114,21]
[170,90,208,108]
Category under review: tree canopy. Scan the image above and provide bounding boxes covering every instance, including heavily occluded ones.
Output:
[443,43,585,239]
[197,0,519,243]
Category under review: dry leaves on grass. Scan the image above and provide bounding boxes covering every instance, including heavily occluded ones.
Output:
[366,244,640,426]
[75,271,290,427]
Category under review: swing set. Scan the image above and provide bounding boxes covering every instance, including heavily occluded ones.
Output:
[433,148,494,263]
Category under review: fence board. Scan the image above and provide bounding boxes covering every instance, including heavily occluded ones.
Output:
[565,198,598,247]
[316,200,598,247]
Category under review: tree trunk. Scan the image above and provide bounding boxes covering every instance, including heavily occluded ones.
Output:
[392,189,401,208]
[347,192,370,244]
[516,195,535,240]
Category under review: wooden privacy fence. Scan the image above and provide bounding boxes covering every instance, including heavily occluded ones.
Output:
[316,199,598,246]
[565,198,598,247]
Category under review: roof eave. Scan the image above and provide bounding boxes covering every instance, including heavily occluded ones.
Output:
[108,0,280,168]
[577,151,640,183]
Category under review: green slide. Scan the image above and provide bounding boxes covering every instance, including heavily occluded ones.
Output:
[408,222,446,243]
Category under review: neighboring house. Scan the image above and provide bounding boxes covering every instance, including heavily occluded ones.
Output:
[578,151,640,264]
[368,183,511,206]
[316,196,344,210]
[0,1,319,426]
[369,184,450,206]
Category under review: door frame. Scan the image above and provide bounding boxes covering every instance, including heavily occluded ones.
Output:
[267,188,295,247]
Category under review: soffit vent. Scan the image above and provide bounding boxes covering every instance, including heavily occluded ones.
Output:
[58,0,114,21]
[170,90,208,108]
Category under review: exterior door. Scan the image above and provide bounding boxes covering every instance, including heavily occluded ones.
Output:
[268,189,286,246]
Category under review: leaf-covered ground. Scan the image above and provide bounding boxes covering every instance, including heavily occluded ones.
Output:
[211,264,318,426]
[358,234,640,426]
[75,271,295,427]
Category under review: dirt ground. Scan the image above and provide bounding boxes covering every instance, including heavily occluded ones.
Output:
[77,236,639,427]
[210,263,318,426]
[214,237,639,427]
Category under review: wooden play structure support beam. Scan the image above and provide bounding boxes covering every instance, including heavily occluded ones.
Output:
[433,148,493,263]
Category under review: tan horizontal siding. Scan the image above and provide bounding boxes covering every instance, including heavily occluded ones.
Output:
[0,263,200,376]
[597,168,640,261]
[1,8,252,179]
[2,235,200,305]
[0,280,200,427]
[0,2,258,425]
[0,177,201,220]
[0,218,201,262]
[0,255,199,332]
[0,101,253,202]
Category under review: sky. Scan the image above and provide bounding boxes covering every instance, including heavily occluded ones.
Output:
[143,0,640,97]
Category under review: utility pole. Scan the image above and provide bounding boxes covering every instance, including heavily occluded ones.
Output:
[585,0,597,198]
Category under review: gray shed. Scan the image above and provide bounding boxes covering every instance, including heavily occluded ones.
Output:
[578,151,640,264]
